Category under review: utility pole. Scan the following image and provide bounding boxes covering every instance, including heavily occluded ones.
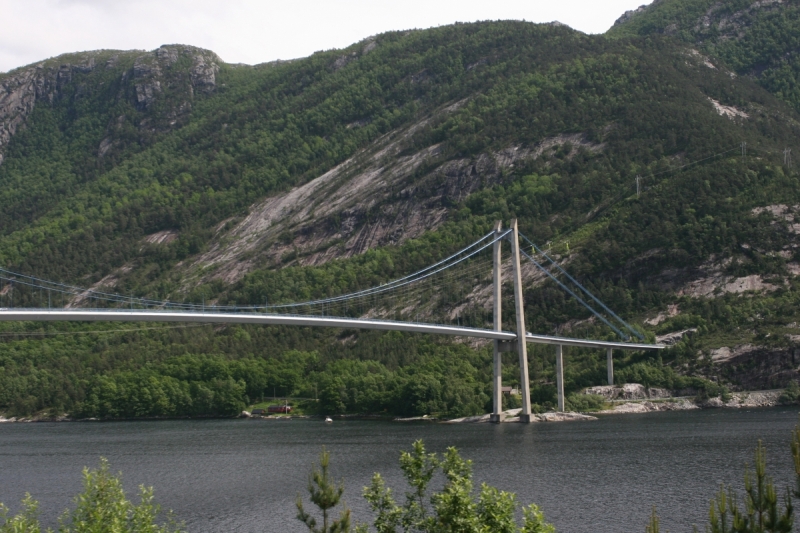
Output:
[636,175,641,198]
[785,147,792,169]
[741,141,747,163]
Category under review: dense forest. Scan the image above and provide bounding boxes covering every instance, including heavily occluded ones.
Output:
[1,0,799,418]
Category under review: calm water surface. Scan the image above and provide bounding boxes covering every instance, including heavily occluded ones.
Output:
[1,408,799,533]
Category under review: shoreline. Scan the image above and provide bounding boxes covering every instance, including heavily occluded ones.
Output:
[0,390,789,424]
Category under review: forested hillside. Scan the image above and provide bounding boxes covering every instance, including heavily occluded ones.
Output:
[609,0,800,112]
[1,0,799,419]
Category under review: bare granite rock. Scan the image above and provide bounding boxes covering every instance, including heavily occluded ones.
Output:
[584,383,671,400]
[602,399,699,414]
[656,328,696,346]
[601,390,782,413]
[701,390,781,408]
[0,45,220,165]
[444,409,596,423]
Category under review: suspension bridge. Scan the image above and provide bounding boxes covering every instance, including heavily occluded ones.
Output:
[0,220,663,422]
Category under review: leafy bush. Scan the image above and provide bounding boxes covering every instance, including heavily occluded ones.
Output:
[565,393,607,412]
[780,381,800,405]
[359,440,555,533]
[0,458,182,533]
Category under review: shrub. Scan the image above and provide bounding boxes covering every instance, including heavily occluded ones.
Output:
[565,393,606,412]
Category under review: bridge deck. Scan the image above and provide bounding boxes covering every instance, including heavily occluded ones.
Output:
[0,309,663,351]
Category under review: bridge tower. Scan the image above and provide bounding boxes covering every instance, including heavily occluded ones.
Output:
[509,219,533,422]
[490,221,503,423]
[491,219,534,423]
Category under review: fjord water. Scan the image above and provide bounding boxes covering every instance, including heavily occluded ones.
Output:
[1,408,798,533]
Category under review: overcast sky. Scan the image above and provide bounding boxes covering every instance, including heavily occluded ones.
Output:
[0,0,653,73]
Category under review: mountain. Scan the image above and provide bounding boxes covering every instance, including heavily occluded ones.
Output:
[1,4,799,419]
[609,0,800,112]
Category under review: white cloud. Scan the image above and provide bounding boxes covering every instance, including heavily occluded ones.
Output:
[0,0,653,72]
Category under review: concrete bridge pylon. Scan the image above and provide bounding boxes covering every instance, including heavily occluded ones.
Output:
[488,220,656,421]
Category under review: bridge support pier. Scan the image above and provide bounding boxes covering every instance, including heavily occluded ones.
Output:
[490,221,504,424]
[556,344,565,412]
[607,347,614,386]
[510,219,533,423]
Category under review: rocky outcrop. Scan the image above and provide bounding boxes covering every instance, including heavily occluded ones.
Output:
[613,0,664,26]
[599,390,782,414]
[701,390,781,408]
[0,55,98,164]
[186,98,493,283]
[613,0,783,41]
[602,399,699,414]
[444,408,597,423]
[584,383,672,401]
[0,45,220,165]
[656,328,696,346]
[713,345,800,390]
[189,116,603,286]
[695,0,787,43]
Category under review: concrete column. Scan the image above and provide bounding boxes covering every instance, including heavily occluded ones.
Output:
[509,219,532,423]
[607,347,614,386]
[556,344,564,412]
[490,221,504,424]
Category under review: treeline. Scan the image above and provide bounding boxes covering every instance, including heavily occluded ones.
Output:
[1,317,745,419]
[0,324,497,418]
[68,348,492,420]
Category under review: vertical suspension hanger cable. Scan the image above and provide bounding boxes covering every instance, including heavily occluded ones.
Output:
[517,246,629,341]
[519,232,644,341]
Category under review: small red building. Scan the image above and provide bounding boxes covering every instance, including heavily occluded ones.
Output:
[267,405,292,414]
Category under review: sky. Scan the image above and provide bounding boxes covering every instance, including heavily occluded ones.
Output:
[0,0,653,73]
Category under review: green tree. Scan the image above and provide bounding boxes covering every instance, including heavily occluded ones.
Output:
[297,448,353,533]
[645,507,659,533]
[362,439,555,532]
[703,441,794,533]
[0,494,41,533]
[58,457,183,533]
[673,440,794,533]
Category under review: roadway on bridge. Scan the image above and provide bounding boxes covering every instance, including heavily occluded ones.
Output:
[0,309,664,351]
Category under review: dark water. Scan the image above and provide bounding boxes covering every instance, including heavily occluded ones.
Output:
[1,408,798,533]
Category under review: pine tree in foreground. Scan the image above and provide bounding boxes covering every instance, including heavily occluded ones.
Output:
[645,507,659,533]
[296,447,353,533]
[649,418,800,533]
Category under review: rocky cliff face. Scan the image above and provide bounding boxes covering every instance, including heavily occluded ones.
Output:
[713,344,800,389]
[0,45,220,165]
[0,57,95,164]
